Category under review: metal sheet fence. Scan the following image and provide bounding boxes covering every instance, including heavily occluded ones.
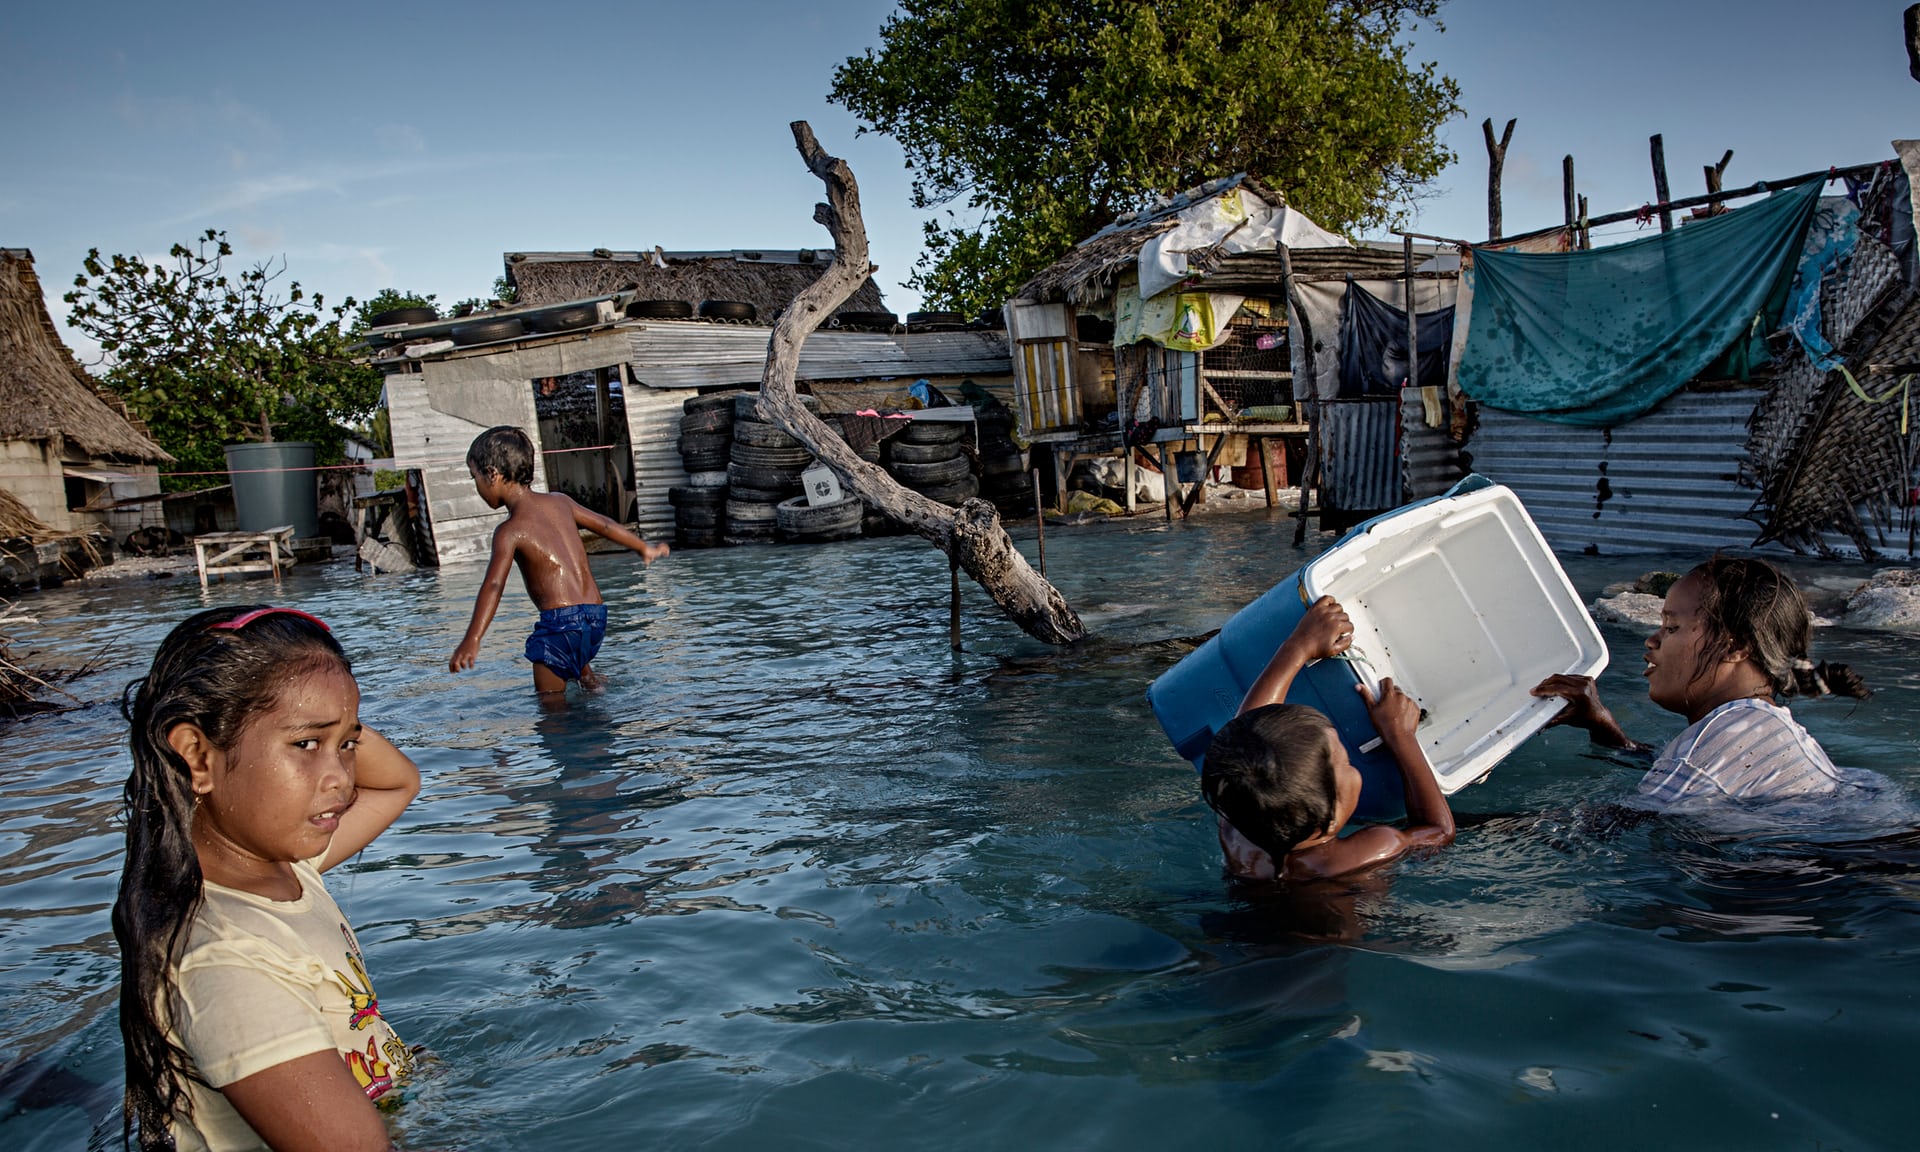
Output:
[1464,391,1919,558]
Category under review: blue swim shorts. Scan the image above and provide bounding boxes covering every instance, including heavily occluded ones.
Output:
[524,603,608,682]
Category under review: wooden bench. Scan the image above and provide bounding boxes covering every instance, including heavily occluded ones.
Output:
[192,527,295,591]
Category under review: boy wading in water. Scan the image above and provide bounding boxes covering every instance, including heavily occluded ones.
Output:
[450,426,669,697]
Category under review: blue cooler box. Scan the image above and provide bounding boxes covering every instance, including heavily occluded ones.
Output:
[1147,477,1607,821]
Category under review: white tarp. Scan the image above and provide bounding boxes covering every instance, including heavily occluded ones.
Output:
[1137,186,1348,301]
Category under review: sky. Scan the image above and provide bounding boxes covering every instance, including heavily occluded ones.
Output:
[4,1,1917,365]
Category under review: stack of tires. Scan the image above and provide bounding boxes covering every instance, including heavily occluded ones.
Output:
[725,393,820,545]
[883,420,977,506]
[975,410,1032,514]
[670,392,743,548]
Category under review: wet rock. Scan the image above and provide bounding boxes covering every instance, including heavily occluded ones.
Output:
[1589,592,1664,627]
[1842,567,1920,632]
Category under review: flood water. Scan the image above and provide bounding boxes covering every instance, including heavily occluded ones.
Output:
[3,509,1918,1150]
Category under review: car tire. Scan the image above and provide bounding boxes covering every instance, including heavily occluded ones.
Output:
[451,317,525,346]
[890,454,972,486]
[897,420,968,445]
[628,299,693,319]
[368,306,438,329]
[885,440,963,465]
[699,300,757,321]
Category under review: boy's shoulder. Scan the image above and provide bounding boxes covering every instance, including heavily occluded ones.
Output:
[1282,824,1411,882]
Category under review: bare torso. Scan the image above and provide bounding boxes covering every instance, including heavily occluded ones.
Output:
[501,490,602,609]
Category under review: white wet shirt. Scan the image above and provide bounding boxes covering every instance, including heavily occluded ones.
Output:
[1638,697,1853,806]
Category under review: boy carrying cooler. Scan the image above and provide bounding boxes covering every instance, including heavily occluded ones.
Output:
[1201,595,1456,882]
[450,425,669,697]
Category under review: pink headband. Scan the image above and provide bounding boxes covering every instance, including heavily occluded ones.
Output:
[207,606,331,633]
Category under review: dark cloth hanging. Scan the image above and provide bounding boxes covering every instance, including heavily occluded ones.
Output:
[1336,280,1456,398]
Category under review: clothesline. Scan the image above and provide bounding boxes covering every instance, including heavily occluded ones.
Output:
[0,443,622,485]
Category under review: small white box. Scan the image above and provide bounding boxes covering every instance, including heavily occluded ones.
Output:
[801,463,843,507]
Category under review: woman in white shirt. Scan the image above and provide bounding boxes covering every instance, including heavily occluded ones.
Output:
[1532,556,1871,806]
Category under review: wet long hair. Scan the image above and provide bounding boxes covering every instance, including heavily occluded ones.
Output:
[113,606,348,1150]
[1201,704,1341,860]
[1686,555,1870,701]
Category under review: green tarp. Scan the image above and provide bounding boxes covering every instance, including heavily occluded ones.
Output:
[1457,178,1822,427]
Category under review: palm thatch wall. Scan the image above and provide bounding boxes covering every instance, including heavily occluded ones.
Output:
[0,249,170,462]
[506,250,888,319]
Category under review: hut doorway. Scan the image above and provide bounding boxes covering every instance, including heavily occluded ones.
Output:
[532,366,635,521]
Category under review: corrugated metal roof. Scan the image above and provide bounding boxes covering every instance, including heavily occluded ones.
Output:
[623,323,1010,390]
[1465,391,1917,558]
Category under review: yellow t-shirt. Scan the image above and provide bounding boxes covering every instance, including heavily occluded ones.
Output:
[168,858,412,1151]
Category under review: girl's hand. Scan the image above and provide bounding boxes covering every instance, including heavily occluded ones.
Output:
[1286,596,1355,662]
[1358,676,1420,741]
[1530,674,1635,749]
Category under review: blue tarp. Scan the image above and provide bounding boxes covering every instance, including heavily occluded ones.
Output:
[1457,178,1822,427]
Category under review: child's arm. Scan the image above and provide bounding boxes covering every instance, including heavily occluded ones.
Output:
[1287,678,1454,880]
[571,501,669,563]
[320,727,421,872]
[1239,595,1353,714]
[450,525,518,672]
[1530,674,1650,752]
[216,1049,398,1152]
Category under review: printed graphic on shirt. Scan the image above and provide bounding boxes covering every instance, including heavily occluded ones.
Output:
[331,923,413,1098]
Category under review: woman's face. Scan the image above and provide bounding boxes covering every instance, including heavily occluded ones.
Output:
[1644,573,1715,715]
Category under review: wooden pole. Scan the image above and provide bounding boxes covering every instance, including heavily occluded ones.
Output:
[1277,240,1319,544]
[1650,134,1674,232]
[1562,155,1577,236]
[1159,442,1176,521]
[1906,4,1920,83]
[1577,194,1590,250]
[1033,468,1048,572]
[1704,149,1734,215]
[1482,117,1516,241]
[949,550,962,650]
[1403,234,1419,386]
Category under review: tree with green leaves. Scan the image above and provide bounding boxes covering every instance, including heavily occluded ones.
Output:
[831,0,1461,315]
[65,230,384,488]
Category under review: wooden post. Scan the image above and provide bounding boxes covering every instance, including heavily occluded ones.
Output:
[1403,234,1419,388]
[1482,118,1516,241]
[1704,149,1734,214]
[1031,467,1047,576]
[1159,442,1176,520]
[1562,155,1577,236]
[1650,134,1673,232]
[1906,4,1920,83]
[1577,194,1590,250]
[949,550,962,650]
[1277,240,1318,544]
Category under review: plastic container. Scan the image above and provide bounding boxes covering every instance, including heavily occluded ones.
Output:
[1146,476,1607,820]
[224,441,318,539]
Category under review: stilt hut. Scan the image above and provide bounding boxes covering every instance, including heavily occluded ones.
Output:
[0,249,171,541]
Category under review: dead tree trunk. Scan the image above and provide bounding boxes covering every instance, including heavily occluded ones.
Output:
[1482,117,1515,241]
[755,122,1085,645]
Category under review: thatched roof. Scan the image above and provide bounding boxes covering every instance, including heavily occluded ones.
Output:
[505,249,889,319]
[1014,173,1412,306]
[0,249,171,462]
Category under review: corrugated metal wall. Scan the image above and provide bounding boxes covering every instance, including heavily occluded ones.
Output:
[1317,397,1402,513]
[621,374,694,542]
[1399,388,1468,498]
[1468,391,1919,558]
[1467,391,1766,555]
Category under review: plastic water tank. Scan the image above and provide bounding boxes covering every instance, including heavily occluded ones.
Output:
[224,442,319,539]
